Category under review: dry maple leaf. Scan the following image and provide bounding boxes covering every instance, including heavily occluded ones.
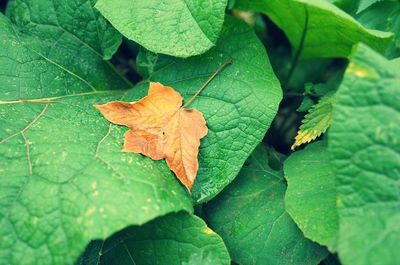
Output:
[94,60,232,191]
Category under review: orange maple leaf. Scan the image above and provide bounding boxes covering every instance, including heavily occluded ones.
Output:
[94,82,207,190]
[94,60,232,191]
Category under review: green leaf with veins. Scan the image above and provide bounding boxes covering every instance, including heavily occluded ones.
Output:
[234,0,393,59]
[284,141,338,250]
[329,43,400,265]
[6,0,123,61]
[134,15,282,203]
[2,0,130,102]
[95,0,227,58]
[76,212,230,265]
[205,144,328,265]
[0,4,192,265]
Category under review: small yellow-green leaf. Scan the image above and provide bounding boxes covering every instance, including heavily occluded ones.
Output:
[292,93,334,150]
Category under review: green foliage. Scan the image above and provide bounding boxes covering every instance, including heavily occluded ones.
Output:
[1,0,399,264]
[329,43,400,265]
[284,141,338,250]
[6,0,124,61]
[2,0,129,101]
[356,1,400,58]
[134,16,282,203]
[95,0,227,58]
[234,0,393,59]
[76,212,230,265]
[205,144,328,265]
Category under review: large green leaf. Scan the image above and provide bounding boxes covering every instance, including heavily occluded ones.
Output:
[77,212,230,265]
[284,141,338,250]
[234,0,393,59]
[205,144,327,265]
[0,3,192,265]
[0,94,193,265]
[329,44,400,265]
[134,15,282,203]
[95,0,227,58]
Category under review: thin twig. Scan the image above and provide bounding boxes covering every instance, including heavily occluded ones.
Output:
[182,60,233,108]
[0,90,120,104]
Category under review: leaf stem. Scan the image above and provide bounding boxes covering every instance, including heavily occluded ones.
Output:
[285,7,309,88]
[182,60,233,108]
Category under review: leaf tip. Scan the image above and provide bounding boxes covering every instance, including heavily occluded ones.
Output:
[93,104,103,109]
[291,129,317,150]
